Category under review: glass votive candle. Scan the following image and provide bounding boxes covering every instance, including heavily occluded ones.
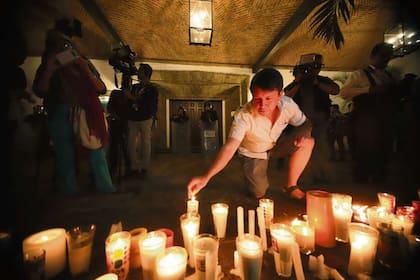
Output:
[155,246,188,280]
[259,198,274,228]
[332,193,353,210]
[129,227,147,269]
[347,222,379,277]
[105,231,131,280]
[236,234,263,280]
[193,233,219,280]
[333,207,353,243]
[180,212,200,268]
[377,192,396,214]
[367,206,393,229]
[269,223,295,277]
[211,203,229,239]
[290,222,315,255]
[139,230,167,280]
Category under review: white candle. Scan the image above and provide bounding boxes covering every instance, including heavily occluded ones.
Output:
[248,209,255,236]
[290,223,315,255]
[105,231,131,280]
[237,206,244,238]
[259,198,274,228]
[347,223,379,277]
[236,234,263,280]
[270,224,295,277]
[180,212,200,268]
[333,207,353,243]
[22,228,66,279]
[377,192,396,213]
[256,207,267,251]
[155,246,187,280]
[291,242,305,280]
[392,215,414,237]
[140,231,167,280]
[193,234,219,280]
[367,206,393,229]
[187,196,199,215]
[211,203,229,239]
[95,273,118,280]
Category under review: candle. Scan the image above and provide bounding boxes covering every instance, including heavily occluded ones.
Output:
[139,231,167,280]
[187,196,199,215]
[331,193,353,211]
[155,246,188,280]
[157,228,174,248]
[105,231,131,280]
[347,222,379,277]
[192,233,219,280]
[236,234,263,280]
[367,206,393,229]
[291,242,305,280]
[211,203,229,239]
[237,206,244,238]
[129,227,147,269]
[248,209,255,236]
[377,192,396,213]
[180,212,200,268]
[306,190,336,248]
[269,223,295,277]
[290,222,315,255]
[66,224,96,276]
[22,228,66,279]
[95,273,118,280]
[392,215,414,237]
[333,207,353,243]
[256,207,267,251]
[259,198,274,228]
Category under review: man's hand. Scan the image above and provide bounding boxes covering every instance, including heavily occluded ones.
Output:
[187,176,209,199]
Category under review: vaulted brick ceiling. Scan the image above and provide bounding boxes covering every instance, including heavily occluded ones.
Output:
[14,0,416,72]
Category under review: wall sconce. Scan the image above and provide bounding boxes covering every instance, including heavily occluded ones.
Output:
[189,0,213,46]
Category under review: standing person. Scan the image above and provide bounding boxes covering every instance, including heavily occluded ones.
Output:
[33,18,115,194]
[107,73,132,181]
[187,68,314,200]
[340,42,398,183]
[284,53,340,183]
[126,63,158,177]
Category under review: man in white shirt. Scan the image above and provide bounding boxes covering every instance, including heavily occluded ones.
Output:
[187,68,314,200]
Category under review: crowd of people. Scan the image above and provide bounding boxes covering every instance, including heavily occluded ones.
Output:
[9,20,419,199]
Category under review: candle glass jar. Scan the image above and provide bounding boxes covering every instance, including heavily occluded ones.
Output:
[259,198,274,228]
[193,233,219,280]
[140,230,167,280]
[128,227,147,269]
[66,224,96,277]
[236,234,263,280]
[23,248,46,280]
[270,223,295,277]
[377,192,396,214]
[105,231,131,280]
[155,246,188,280]
[211,203,229,239]
[180,212,200,268]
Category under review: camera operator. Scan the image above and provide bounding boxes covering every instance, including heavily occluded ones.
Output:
[125,63,159,178]
[284,53,339,184]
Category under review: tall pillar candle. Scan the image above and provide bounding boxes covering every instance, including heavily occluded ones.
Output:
[306,190,336,248]
[237,206,244,238]
[22,228,66,279]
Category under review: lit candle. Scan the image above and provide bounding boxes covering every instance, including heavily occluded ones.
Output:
[211,203,229,239]
[95,273,118,280]
[331,193,353,211]
[105,231,131,280]
[66,224,96,276]
[193,234,219,280]
[347,222,379,277]
[333,207,353,243]
[22,228,66,279]
[306,190,336,248]
[367,206,393,229]
[237,206,244,238]
[155,246,188,280]
[377,192,396,213]
[236,234,263,280]
[140,231,167,280]
[129,227,147,269]
[391,214,414,237]
[290,222,315,255]
[270,223,295,277]
[259,198,274,228]
[156,228,174,248]
[180,212,200,268]
[187,196,199,215]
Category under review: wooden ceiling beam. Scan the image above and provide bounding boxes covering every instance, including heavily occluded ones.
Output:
[79,0,123,45]
[252,0,323,73]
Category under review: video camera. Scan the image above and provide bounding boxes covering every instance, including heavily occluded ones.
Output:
[108,44,137,75]
[292,53,324,77]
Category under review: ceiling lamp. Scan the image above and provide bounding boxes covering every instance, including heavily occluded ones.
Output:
[189,0,213,46]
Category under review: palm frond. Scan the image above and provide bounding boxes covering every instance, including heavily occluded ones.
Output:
[309,0,356,49]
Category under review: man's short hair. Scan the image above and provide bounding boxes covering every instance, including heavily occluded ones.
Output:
[139,63,153,77]
[249,68,283,93]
